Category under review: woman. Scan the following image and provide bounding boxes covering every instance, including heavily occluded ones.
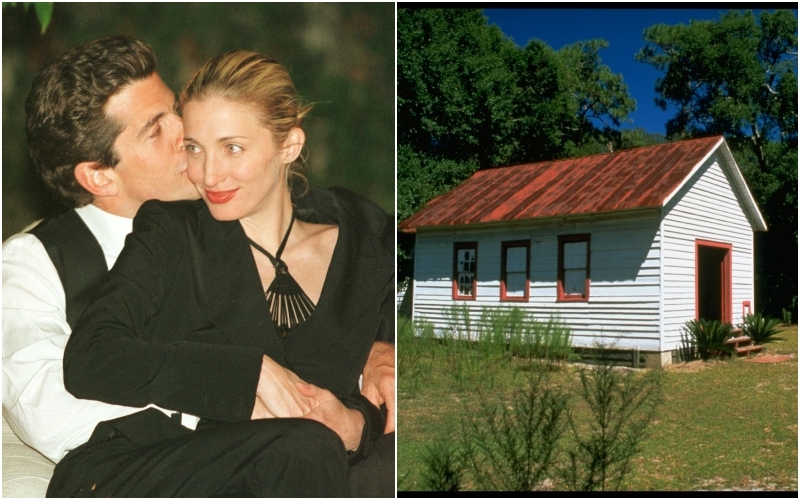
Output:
[60,51,394,496]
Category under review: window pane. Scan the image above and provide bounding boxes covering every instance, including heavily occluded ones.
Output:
[458,249,475,273]
[563,241,587,269]
[455,245,476,297]
[564,269,586,295]
[505,246,527,273]
[458,273,474,296]
[506,271,526,297]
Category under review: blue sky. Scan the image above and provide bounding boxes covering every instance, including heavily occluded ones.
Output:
[483,7,795,136]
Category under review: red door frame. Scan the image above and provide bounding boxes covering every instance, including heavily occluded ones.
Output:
[694,239,733,323]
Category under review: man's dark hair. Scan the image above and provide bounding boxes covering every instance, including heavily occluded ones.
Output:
[25,36,157,207]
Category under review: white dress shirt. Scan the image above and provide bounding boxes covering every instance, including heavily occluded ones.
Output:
[2,204,197,464]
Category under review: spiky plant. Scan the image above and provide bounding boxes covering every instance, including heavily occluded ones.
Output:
[681,319,735,361]
[740,313,782,346]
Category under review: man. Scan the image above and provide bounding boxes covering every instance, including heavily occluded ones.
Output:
[3,35,394,496]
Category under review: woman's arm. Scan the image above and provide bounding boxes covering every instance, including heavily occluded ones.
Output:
[252,355,315,418]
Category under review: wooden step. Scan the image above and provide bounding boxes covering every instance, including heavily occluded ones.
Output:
[721,335,764,358]
[735,345,762,357]
[724,336,752,348]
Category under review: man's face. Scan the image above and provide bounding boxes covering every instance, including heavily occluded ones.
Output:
[104,73,199,217]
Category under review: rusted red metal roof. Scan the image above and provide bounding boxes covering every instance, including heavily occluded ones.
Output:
[399,136,726,231]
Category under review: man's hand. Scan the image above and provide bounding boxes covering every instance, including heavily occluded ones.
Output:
[361,341,395,434]
[252,355,316,419]
[297,383,365,452]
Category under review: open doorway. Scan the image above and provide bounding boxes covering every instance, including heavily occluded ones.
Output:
[695,240,732,323]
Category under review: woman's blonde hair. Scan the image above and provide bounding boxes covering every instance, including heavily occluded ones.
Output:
[180,50,313,192]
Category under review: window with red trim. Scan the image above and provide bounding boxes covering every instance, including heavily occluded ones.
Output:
[453,242,477,300]
[501,240,530,301]
[558,234,590,301]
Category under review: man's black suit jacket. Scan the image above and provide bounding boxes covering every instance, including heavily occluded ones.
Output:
[63,186,394,460]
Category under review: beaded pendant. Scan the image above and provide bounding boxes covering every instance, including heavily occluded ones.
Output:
[247,213,314,337]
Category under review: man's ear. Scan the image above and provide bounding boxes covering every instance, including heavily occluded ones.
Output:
[74,161,119,198]
[281,127,306,165]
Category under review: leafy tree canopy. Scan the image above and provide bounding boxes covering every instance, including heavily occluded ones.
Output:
[398,8,640,224]
[637,9,798,315]
[397,8,647,284]
[557,39,637,147]
[398,9,520,168]
[636,10,796,150]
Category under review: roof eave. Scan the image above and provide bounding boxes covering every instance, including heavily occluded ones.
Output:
[405,206,662,233]
[661,137,767,232]
[716,141,768,232]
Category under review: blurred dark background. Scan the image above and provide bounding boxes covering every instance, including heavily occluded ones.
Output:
[2,3,395,240]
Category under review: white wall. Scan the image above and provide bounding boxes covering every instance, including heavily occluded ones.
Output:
[412,211,663,350]
[661,153,755,350]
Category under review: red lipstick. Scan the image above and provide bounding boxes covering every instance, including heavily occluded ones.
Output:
[205,189,238,204]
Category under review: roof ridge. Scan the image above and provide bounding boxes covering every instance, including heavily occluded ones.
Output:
[486,135,724,171]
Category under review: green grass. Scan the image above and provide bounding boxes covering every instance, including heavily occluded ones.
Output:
[398,325,798,491]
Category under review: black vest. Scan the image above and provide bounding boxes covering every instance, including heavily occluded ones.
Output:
[28,209,109,329]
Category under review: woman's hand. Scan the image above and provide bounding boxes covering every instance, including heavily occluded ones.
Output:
[252,355,316,419]
[296,383,365,452]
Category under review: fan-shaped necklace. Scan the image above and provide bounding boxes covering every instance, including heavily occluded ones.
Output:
[247,212,315,338]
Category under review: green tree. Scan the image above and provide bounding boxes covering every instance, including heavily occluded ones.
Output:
[397,9,522,283]
[397,9,636,283]
[557,39,637,150]
[398,9,520,168]
[637,9,798,316]
[503,39,577,163]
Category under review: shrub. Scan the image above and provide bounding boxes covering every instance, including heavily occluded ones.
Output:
[421,437,464,492]
[435,306,576,391]
[527,314,576,363]
[445,303,473,340]
[459,367,569,491]
[560,350,664,491]
[479,306,527,358]
[680,319,735,361]
[455,347,663,492]
[444,305,576,364]
[781,308,792,326]
[740,313,782,346]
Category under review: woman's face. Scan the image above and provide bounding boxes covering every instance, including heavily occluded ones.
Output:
[182,96,301,222]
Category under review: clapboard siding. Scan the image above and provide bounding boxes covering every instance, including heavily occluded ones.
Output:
[660,153,754,350]
[412,213,663,350]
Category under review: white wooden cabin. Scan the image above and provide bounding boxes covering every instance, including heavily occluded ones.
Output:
[399,136,767,366]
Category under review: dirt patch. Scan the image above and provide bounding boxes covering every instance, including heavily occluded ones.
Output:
[697,475,788,491]
[664,359,723,373]
[665,353,795,369]
[743,354,795,364]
